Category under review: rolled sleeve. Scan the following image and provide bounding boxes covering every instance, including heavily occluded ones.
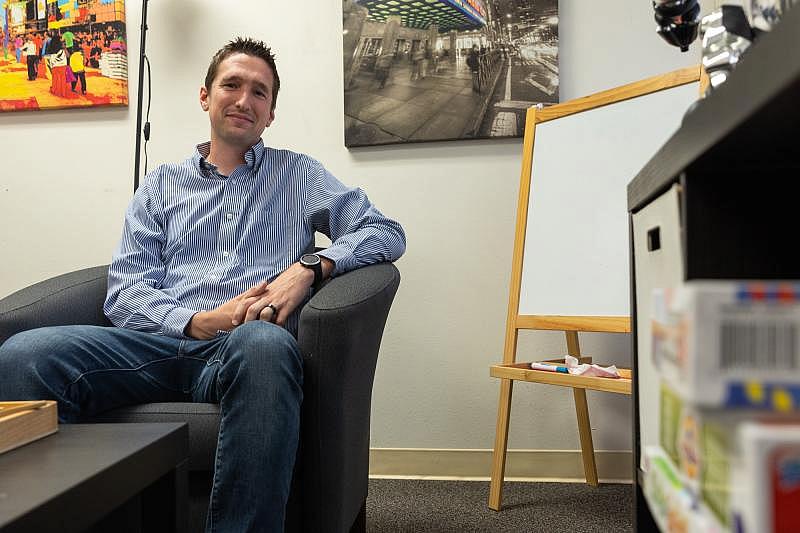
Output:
[162,307,198,339]
[305,162,406,277]
[104,175,198,338]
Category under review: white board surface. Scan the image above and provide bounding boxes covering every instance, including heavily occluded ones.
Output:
[518,83,698,317]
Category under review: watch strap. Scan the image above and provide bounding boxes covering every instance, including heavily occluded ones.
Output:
[302,254,324,292]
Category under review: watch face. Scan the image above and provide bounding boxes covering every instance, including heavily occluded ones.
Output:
[301,254,321,266]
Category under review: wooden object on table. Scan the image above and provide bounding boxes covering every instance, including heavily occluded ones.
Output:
[0,401,58,455]
[488,66,702,511]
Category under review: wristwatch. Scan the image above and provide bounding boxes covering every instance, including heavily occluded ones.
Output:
[300,253,324,292]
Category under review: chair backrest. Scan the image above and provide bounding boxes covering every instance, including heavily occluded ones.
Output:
[0,265,112,344]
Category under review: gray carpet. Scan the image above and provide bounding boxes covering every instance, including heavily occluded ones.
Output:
[366,479,633,533]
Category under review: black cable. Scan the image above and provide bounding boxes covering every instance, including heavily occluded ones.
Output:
[143,53,152,176]
[133,0,149,193]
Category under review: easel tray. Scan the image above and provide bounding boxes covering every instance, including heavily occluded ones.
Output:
[490,362,632,395]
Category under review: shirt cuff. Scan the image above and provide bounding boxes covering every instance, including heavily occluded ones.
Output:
[318,247,356,277]
[162,306,199,339]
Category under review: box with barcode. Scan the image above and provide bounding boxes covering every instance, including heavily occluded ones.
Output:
[652,281,800,409]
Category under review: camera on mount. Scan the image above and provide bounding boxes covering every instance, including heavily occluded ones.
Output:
[653,0,702,52]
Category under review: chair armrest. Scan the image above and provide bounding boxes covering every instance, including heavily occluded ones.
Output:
[295,262,400,533]
[0,265,112,344]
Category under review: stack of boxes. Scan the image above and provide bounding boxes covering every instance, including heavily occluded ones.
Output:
[645,281,800,532]
[99,51,127,80]
[93,0,126,24]
[49,0,125,26]
[47,0,126,29]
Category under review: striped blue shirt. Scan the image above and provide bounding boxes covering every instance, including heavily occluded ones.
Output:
[104,140,406,338]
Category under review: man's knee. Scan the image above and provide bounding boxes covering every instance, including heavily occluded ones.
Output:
[229,321,299,352]
[1,328,56,369]
[224,321,303,379]
[1,326,93,364]
[0,328,66,400]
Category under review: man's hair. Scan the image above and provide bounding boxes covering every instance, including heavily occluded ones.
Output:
[205,37,280,111]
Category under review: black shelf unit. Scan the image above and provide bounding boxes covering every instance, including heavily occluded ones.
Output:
[627,7,800,530]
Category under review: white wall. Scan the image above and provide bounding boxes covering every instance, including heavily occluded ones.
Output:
[0,0,710,452]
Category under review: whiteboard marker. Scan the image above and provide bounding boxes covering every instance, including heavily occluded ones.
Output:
[531,363,569,373]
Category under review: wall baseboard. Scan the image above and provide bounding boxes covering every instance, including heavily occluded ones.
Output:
[369,448,632,483]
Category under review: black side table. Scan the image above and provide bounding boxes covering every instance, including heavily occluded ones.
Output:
[0,423,189,533]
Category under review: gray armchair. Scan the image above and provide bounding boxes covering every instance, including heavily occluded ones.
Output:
[0,263,400,533]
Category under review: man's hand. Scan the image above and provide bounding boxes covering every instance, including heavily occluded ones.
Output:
[186,257,334,338]
[232,257,334,328]
[232,263,316,328]
[185,281,269,340]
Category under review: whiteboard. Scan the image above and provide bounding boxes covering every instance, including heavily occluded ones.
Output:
[518,83,698,317]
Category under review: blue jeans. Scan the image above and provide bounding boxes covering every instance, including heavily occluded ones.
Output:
[0,321,303,533]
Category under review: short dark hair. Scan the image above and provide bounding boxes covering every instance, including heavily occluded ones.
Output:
[205,37,280,111]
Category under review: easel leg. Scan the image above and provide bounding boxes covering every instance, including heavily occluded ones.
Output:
[566,331,599,487]
[489,378,513,510]
[573,387,599,486]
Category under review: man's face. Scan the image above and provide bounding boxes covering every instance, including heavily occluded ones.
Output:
[199,52,275,150]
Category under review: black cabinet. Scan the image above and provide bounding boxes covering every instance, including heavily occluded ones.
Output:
[627,7,800,530]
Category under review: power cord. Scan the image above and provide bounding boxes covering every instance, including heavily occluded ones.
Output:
[143,53,152,175]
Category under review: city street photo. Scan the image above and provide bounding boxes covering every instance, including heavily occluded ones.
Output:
[343,0,558,147]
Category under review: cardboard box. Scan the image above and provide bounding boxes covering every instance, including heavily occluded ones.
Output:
[730,422,800,533]
[660,384,702,489]
[643,446,726,533]
[659,383,800,531]
[659,384,734,527]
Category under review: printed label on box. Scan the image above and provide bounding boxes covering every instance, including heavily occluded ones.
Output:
[652,282,800,408]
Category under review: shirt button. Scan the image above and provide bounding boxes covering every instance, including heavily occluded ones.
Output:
[222,251,230,258]
[226,213,234,220]
[208,274,217,281]
[231,179,238,185]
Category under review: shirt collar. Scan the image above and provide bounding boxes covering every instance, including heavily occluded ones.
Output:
[193,139,266,176]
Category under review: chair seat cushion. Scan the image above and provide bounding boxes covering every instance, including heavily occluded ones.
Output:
[92,402,220,472]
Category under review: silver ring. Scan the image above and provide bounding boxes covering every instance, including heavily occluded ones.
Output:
[260,304,278,323]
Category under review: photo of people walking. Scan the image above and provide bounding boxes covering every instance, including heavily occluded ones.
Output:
[343,0,558,147]
[1,0,128,112]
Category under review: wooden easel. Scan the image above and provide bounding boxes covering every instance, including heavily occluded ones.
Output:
[487,66,701,510]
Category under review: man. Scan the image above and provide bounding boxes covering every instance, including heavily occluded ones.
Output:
[410,44,424,81]
[21,34,37,81]
[374,49,393,88]
[68,43,86,94]
[14,33,23,64]
[0,37,405,532]
[62,29,75,51]
[467,44,480,92]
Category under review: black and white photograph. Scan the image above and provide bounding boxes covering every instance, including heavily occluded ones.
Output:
[343,0,559,147]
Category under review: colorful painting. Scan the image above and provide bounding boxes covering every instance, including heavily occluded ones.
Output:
[0,0,128,112]
[343,0,558,147]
